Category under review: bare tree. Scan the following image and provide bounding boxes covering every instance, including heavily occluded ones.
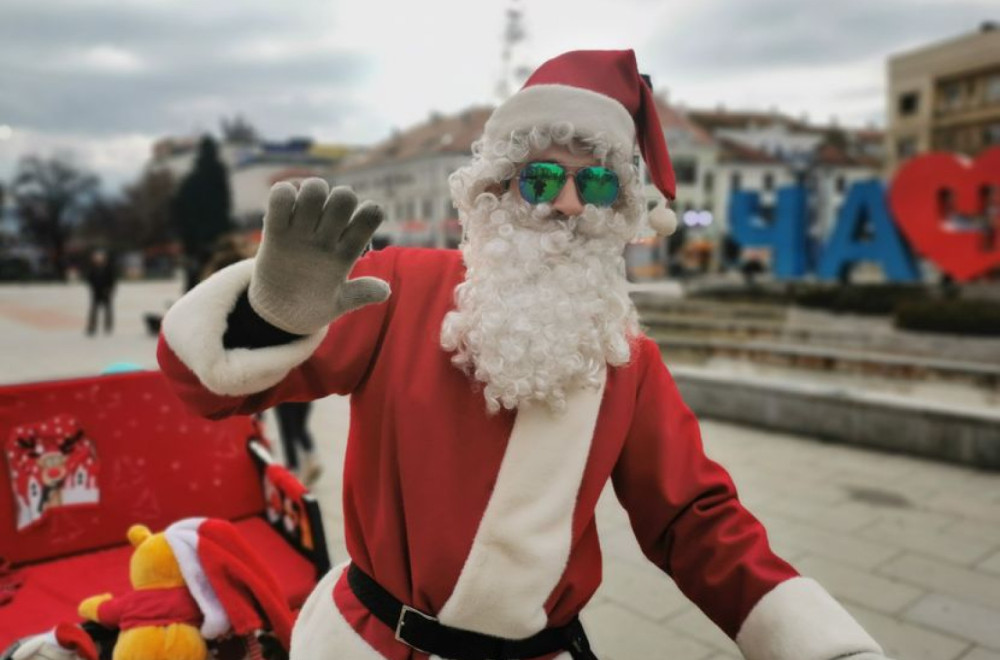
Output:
[12,154,100,280]
[79,169,177,252]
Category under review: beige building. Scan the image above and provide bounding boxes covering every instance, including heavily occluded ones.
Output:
[330,108,494,248]
[886,22,1000,171]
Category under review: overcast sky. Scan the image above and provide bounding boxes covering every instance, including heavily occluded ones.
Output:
[0,0,995,192]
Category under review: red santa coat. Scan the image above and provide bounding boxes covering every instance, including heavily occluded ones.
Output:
[157,247,883,660]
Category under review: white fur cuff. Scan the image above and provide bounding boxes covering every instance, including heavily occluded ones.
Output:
[161,259,327,397]
[735,577,883,660]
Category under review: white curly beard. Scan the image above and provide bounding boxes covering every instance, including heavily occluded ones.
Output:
[440,193,639,414]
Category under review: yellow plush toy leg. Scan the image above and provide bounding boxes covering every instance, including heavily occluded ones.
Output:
[161,624,208,660]
[113,625,207,660]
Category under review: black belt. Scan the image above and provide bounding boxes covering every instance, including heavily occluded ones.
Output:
[347,563,597,660]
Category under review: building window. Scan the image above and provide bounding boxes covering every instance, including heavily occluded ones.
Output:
[422,199,434,220]
[941,81,962,110]
[763,172,774,191]
[934,131,956,150]
[730,172,742,191]
[445,199,457,218]
[704,171,714,193]
[988,75,1000,103]
[897,137,918,159]
[674,158,697,185]
[985,123,1000,146]
[836,176,847,194]
[395,203,405,221]
[898,92,919,116]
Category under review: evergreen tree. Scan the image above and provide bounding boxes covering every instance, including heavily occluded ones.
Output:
[171,136,232,291]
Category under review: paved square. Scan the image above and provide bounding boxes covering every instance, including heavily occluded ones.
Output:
[3,279,999,658]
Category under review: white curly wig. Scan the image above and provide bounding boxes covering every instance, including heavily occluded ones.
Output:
[440,123,643,414]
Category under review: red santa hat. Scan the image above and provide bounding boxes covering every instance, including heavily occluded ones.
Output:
[484,49,678,236]
[164,517,294,650]
[17,624,98,660]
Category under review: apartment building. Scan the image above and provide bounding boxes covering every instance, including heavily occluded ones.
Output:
[887,22,1000,171]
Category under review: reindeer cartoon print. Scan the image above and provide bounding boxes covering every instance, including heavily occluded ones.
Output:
[5,415,99,530]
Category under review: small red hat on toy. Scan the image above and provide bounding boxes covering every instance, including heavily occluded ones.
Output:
[164,517,294,650]
[484,49,678,236]
[11,623,98,660]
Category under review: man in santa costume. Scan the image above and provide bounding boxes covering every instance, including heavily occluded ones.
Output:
[157,50,891,660]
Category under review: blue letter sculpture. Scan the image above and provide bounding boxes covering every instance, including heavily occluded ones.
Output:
[816,181,919,282]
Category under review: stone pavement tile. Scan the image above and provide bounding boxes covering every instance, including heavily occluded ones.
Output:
[579,601,715,660]
[844,603,971,660]
[663,607,740,656]
[946,520,1000,546]
[877,553,1000,611]
[975,550,1000,576]
[828,470,950,510]
[595,488,632,533]
[749,470,851,506]
[760,496,882,533]
[854,505,961,535]
[857,518,996,566]
[600,525,648,568]
[827,450,935,481]
[902,593,1000,651]
[924,493,1000,525]
[765,517,901,570]
[794,555,924,614]
[960,648,1000,660]
[597,556,691,622]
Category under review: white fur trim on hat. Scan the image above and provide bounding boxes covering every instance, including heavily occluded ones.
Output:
[161,259,327,397]
[484,84,635,153]
[165,517,231,639]
[735,577,883,660]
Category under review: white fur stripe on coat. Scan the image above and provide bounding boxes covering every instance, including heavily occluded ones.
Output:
[735,576,884,660]
[290,563,384,660]
[435,373,607,639]
[161,259,327,397]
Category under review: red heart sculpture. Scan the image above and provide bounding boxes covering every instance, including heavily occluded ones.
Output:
[889,147,1000,281]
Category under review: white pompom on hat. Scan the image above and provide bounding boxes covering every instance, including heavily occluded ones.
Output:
[484,49,678,236]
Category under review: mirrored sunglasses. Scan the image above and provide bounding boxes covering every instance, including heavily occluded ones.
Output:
[517,161,620,208]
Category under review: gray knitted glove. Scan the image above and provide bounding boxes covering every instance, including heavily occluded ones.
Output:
[248,178,390,335]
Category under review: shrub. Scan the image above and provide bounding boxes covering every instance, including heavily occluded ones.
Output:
[895,299,1000,336]
[794,285,928,315]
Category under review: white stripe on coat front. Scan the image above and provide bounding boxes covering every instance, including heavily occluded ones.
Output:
[290,562,384,660]
[435,373,607,640]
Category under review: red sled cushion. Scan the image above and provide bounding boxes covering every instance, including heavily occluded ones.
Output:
[0,371,266,566]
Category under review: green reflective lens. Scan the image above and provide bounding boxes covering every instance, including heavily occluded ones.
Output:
[575,166,620,207]
[518,162,566,204]
[516,162,620,208]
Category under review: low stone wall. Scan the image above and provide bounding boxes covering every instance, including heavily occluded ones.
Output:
[671,366,1000,470]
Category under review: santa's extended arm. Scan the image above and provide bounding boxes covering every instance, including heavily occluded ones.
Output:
[613,339,885,660]
[157,181,394,419]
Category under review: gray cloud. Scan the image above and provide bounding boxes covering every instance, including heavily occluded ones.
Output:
[645,0,996,75]
[0,0,372,137]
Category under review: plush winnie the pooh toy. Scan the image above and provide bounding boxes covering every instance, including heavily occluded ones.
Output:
[76,518,294,660]
[78,524,207,660]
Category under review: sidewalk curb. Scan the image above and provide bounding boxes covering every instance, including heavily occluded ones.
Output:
[670,365,1000,470]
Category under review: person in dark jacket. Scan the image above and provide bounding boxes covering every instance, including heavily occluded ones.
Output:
[85,249,118,336]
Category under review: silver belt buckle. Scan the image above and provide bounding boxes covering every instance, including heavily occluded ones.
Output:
[395,604,438,654]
